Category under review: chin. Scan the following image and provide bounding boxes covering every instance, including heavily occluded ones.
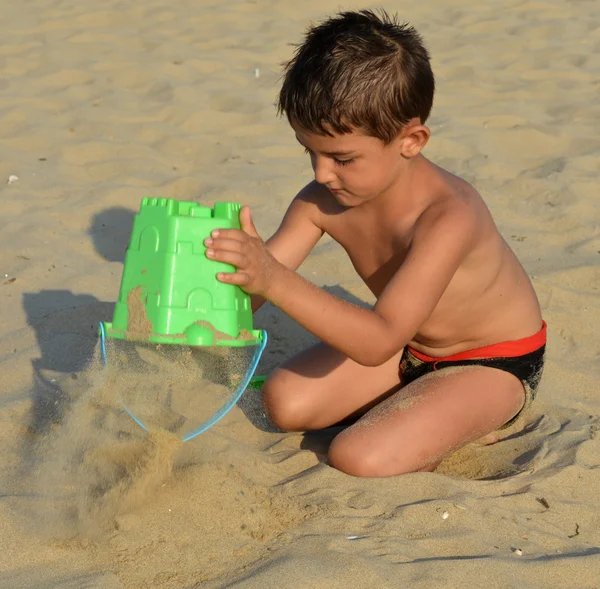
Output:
[337,192,376,207]
[334,194,357,206]
[331,190,360,205]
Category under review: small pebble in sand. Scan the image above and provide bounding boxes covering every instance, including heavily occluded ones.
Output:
[254,68,260,78]
[513,548,523,556]
[442,511,449,520]
[7,175,19,184]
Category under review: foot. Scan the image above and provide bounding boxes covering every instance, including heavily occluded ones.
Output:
[473,431,500,446]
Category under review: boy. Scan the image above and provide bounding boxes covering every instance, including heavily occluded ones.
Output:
[204,10,546,477]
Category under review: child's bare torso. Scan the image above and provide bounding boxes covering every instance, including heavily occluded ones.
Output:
[307,162,543,357]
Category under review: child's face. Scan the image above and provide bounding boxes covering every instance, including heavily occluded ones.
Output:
[292,122,408,206]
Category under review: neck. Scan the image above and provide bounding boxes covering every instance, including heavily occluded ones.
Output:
[363,154,433,217]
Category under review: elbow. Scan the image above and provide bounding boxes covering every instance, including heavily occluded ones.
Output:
[345,318,407,367]
[351,343,400,368]
[356,356,386,368]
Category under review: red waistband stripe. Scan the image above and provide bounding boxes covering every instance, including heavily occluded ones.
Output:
[408,321,547,363]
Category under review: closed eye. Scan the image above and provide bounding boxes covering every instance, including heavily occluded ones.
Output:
[303,147,353,166]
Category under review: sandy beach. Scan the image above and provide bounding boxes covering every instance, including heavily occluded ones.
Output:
[1,0,599,587]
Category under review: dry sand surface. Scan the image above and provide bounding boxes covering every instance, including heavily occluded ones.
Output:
[1,0,599,587]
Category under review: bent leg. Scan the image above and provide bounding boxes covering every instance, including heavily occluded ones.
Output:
[262,343,404,431]
[328,366,526,477]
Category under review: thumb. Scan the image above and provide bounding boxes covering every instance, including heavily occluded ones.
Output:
[239,205,260,238]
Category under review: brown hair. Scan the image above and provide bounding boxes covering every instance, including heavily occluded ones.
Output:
[277,10,435,143]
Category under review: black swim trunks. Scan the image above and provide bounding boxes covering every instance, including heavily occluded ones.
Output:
[399,322,547,428]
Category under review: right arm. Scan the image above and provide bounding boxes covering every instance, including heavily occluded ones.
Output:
[251,182,325,312]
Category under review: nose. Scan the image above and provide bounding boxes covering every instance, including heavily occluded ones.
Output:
[312,155,337,185]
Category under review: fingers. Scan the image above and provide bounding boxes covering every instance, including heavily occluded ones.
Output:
[206,247,247,268]
[205,234,248,268]
[204,206,263,294]
[239,206,259,238]
[216,271,251,286]
[207,207,260,241]
[204,237,242,253]
[207,228,246,241]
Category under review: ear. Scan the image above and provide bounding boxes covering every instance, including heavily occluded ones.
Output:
[399,123,431,158]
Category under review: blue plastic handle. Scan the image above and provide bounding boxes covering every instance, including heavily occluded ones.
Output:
[98,322,267,441]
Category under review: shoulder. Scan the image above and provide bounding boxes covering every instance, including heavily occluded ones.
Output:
[417,173,487,236]
[286,181,340,227]
[411,183,486,256]
[295,180,337,208]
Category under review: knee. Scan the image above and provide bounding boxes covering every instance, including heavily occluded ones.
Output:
[261,371,313,432]
[328,435,386,477]
[328,432,425,477]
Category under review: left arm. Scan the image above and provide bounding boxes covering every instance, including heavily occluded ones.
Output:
[208,205,477,366]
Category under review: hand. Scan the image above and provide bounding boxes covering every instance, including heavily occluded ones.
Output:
[204,206,279,296]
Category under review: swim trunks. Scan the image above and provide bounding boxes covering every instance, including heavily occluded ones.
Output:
[399,321,547,428]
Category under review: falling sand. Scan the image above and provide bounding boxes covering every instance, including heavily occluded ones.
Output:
[19,360,183,540]
[6,346,323,588]
[21,335,266,540]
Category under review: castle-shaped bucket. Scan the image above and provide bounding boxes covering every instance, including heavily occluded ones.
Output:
[99,198,267,442]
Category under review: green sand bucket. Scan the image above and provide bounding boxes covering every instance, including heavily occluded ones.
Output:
[100,198,267,442]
